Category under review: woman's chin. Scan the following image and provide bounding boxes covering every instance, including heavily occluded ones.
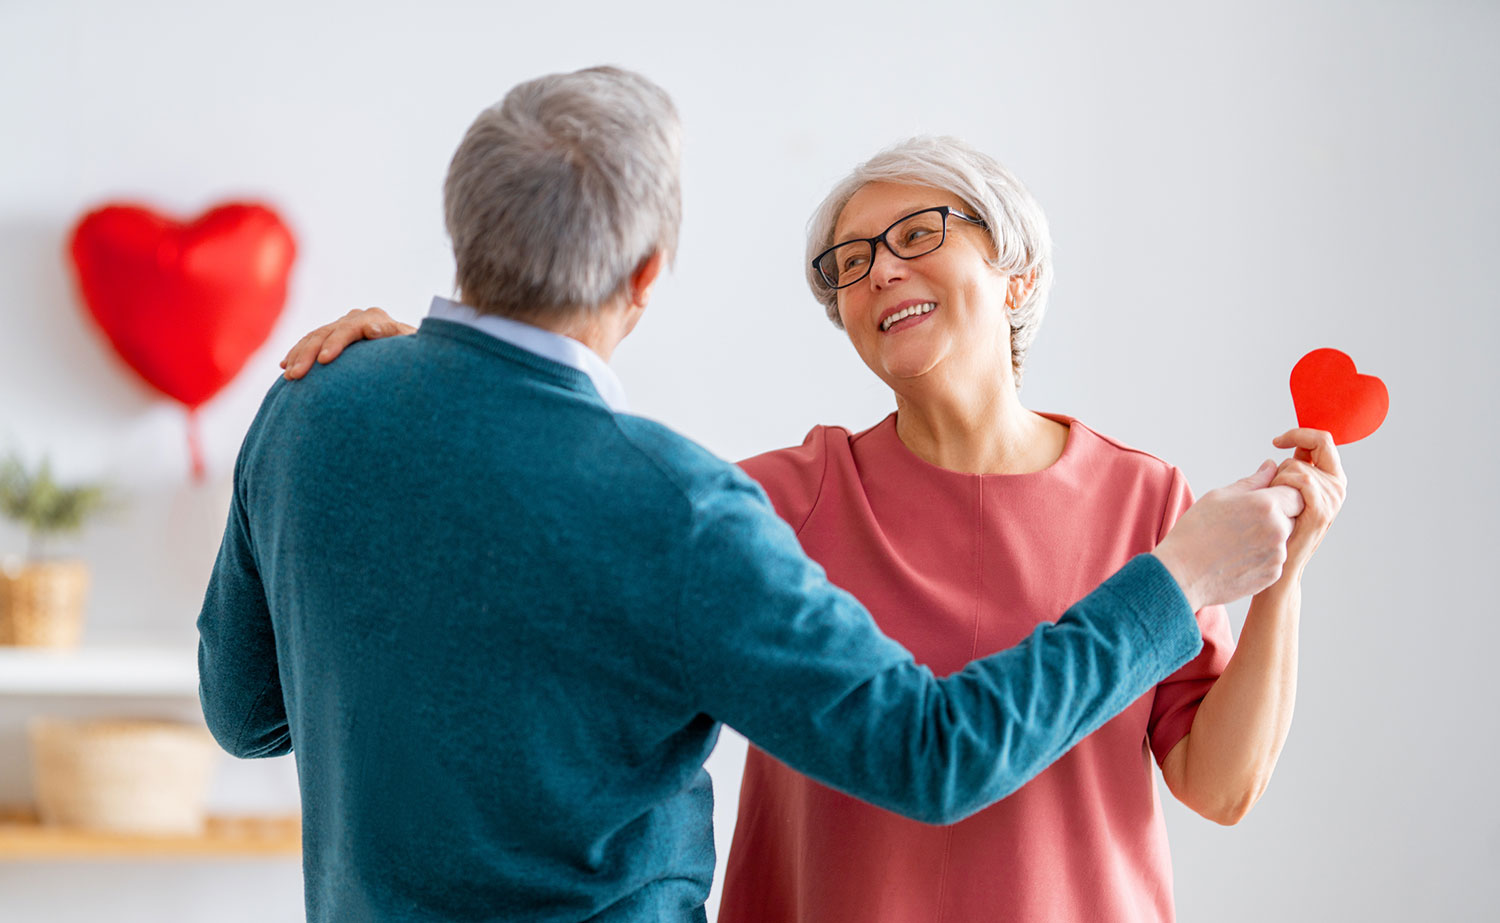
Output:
[875,340,946,380]
[878,355,943,387]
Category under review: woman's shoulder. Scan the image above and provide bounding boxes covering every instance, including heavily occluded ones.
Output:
[1063,416,1182,481]
[736,417,880,475]
[736,420,874,531]
[1057,416,1192,515]
[1059,416,1197,540]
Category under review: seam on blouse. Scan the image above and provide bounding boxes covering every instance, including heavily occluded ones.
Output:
[937,478,984,923]
[1155,466,1186,547]
[934,824,959,923]
[1087,425,1177,470]
[791,427,833,538]
[968,479,984,662]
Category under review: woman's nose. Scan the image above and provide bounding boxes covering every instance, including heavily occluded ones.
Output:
[867,244,906,288]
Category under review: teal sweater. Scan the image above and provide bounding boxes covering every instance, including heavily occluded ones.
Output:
[198,318,1202,922]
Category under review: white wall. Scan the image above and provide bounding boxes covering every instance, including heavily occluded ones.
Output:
[2,1,1496,919]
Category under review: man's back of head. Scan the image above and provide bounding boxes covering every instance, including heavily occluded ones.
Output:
[443,65,681,325]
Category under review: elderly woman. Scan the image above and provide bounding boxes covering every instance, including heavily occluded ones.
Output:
[282,137,1344,922]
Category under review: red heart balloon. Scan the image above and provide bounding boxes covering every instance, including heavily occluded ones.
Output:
[1289,348,1388,445]
[68,203,296,409]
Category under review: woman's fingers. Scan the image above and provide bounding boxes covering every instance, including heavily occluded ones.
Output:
[281,308,404,380]
[1272,428,1345,481]
[1267,430,1348,571]
[1270,452,1347,569]
[282,324,338,379]
[317,311,387,363]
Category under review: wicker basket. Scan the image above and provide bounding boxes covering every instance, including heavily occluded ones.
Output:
[0,559,90,648]
[29,719,220,835]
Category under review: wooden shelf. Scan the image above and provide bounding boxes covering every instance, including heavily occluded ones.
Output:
[0,647,297,862]
[0,806,300,860]
[0,645,199,697]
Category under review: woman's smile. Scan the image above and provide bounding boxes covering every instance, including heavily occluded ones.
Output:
[878,300,938,334]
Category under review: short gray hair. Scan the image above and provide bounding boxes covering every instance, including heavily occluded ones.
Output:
[444,66,682,322]
[805,137,1054,388]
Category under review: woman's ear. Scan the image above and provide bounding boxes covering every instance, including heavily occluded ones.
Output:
[1007,270,1037,310]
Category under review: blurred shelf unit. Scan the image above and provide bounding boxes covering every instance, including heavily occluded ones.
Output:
[0,807,300,860]
[0,645,199,697]
[0,645,300,860]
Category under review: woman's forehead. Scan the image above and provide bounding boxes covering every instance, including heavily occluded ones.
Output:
[834,182,964,239]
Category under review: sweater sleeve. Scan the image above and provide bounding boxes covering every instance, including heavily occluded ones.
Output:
[196,437,292,760]
[674,470,1204,825]
[1147,467,1236,766]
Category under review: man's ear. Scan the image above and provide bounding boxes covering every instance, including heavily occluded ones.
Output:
[629,249,668,309]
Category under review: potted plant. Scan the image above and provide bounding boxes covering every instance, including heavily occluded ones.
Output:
[0,454,110,647]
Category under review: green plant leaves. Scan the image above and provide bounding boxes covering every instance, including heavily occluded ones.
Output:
[0,456,110,539]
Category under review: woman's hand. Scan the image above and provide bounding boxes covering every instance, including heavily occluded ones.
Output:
[1269,427,1347,576]
[280,308,416,380]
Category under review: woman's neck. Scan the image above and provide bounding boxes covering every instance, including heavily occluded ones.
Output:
[892,367,1068,475]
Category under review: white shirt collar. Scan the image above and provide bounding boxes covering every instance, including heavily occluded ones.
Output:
[425,296,629,413]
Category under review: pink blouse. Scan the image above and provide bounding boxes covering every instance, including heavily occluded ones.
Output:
[719,413,1232,923]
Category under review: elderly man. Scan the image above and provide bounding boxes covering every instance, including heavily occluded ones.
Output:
[199,66,1301,922]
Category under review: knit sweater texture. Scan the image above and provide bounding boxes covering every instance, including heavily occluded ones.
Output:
[198,318,1203,922]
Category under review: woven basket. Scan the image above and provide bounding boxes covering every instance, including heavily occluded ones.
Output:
[0,559,90,648]
[29,719,220,835]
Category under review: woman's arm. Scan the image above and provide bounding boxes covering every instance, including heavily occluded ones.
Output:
[1160,427,1346,825]
[280,307,414,379]
[1160,579,1300,825]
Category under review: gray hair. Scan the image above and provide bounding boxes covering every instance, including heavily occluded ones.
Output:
[805,137,1054,389]
[443,66,682,322]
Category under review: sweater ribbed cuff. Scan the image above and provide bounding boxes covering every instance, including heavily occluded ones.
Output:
[1101,554,1202,675]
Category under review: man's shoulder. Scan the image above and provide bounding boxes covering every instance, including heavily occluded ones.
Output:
[609,414,751,502]
[253,337,430,413]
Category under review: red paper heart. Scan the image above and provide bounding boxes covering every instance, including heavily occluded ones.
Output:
[68,202,296,408]
[1289,348,1388,445]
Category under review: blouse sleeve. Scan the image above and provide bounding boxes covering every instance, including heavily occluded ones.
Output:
[737,427,831,535]
[1147,466,1236,767]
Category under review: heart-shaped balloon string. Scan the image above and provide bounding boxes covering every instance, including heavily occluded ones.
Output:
[69,202,296,478]
[1289,348,1388,445]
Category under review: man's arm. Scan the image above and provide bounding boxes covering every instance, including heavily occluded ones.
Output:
[197,467,291,759]
[673,465,1296,826]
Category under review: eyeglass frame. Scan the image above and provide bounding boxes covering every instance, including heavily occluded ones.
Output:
[811,205,989,290]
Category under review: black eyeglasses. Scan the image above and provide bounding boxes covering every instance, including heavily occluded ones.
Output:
[812,205,988,290]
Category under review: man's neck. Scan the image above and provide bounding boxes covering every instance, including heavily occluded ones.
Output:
[541,303,637,362]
